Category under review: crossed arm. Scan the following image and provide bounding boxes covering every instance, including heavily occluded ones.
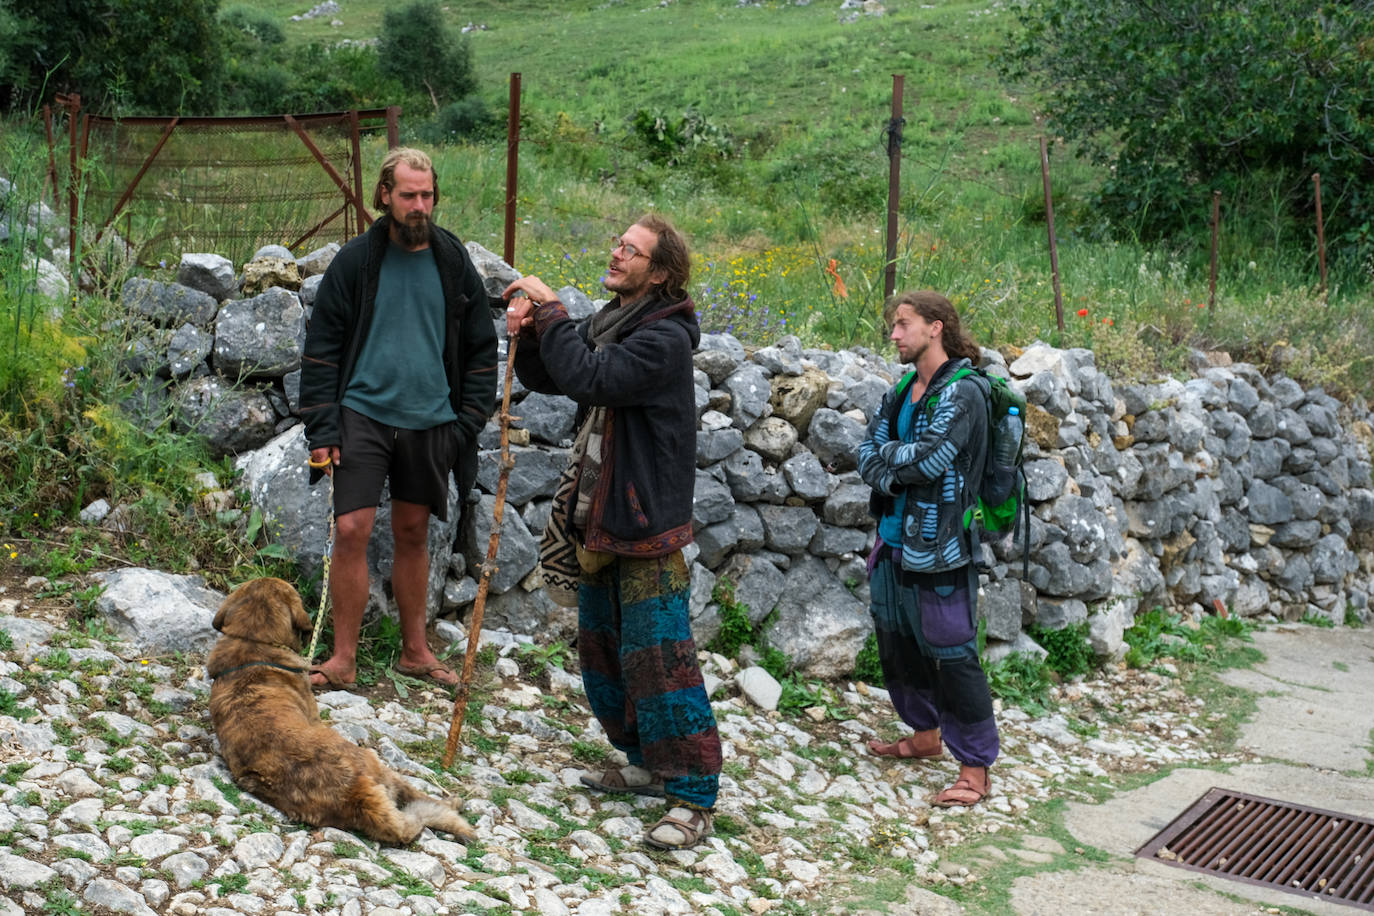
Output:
[858,384,977,495]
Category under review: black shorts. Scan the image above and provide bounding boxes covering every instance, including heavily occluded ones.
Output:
[334,407,457,521]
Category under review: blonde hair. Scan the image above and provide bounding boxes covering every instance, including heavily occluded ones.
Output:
[372,147,439,211]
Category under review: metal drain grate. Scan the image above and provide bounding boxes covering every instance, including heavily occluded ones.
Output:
[1137,788,1374,910]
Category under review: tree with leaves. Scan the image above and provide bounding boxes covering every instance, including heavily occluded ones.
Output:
[1000,0,1374,262]
[377,0,476,114]
[1,0,225,115]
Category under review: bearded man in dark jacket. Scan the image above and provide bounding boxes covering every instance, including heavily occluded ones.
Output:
[299,147,497,690]
[504,215,720,851]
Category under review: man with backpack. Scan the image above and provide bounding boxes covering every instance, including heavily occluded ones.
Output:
[857,290,1000,808]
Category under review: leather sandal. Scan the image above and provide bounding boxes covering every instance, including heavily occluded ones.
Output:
[579,765,664,797]
[932,767,991,808]
[644,806,713,850]
[867,731,942,759]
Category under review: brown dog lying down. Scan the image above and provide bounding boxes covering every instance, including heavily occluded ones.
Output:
[207,577,475,846]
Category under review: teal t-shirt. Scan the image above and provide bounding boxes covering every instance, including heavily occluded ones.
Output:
[877,392,919,546]
[342,243,458,430]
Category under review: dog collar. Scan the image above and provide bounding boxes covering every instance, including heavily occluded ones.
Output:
[211,660,308,680]
[224,633,299,653]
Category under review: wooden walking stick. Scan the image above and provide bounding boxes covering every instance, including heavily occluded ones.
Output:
[443,335,519,768]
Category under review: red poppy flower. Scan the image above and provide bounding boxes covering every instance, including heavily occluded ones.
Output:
[1077,308,1088,317]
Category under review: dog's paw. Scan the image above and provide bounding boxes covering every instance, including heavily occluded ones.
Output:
[447,815,477,842]
[405,799,477,841]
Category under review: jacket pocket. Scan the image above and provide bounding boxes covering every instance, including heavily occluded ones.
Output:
[905,500,939,548]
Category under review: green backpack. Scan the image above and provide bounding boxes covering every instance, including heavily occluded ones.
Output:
[946,366,1026,534]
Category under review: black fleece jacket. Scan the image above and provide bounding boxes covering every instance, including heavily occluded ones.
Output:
[513,290,700,557]
[298,215,498,493]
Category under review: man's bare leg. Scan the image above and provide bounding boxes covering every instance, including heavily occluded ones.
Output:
[308,506,376,687]
[391,500,458,684]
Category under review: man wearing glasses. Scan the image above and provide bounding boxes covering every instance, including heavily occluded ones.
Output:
[503,216,720,851]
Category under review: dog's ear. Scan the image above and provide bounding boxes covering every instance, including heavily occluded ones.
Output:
[215,578,275,640]
[212,590,240,633]
[289,588,311,634]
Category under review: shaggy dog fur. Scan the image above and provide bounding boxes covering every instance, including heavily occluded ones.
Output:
[207,577,474,846]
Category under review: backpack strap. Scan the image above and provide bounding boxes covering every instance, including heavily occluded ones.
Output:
[1017,474,1030,579]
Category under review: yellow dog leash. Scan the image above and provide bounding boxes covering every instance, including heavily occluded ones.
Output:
[304,456,337,664]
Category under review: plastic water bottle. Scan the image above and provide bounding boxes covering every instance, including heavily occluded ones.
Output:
[993,406,1022,467]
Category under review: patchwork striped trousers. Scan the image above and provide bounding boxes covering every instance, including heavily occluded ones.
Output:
[578,550,722,809]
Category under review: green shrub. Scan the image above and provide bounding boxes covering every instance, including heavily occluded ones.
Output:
[853,632,883,687]
[706,580,753,658]
[1000,0,1374,265]
[378,0,476,113]
[1123,607,1254,669]
[1123,608,1199,668]
[220,4,285,47]
[630,106,736,167]
[1027,621,1095,679]
[6,0,228,114]
[985,651,1052,715]
[426,97,502,142]
[759,644,790,683]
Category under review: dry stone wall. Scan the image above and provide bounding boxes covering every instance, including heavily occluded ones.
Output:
[98,244,1374,677]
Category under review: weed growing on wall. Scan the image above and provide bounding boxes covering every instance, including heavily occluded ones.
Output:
[1027,622,1095,680]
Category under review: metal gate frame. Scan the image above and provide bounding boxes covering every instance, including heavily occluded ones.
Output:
[45,98,400,269]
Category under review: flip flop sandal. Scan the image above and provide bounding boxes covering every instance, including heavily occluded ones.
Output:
[644,806,713,850]
[308,664,355,691]
[867,733,942,759]
[579,765,665,797]
[932,771,991,808]
[394,661,460,687]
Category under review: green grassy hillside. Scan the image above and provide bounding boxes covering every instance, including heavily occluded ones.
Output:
[226,1,1365,388]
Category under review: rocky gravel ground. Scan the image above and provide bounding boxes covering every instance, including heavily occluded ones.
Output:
[0,575,1263,916]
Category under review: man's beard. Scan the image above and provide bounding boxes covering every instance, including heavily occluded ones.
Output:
[902,341,928,365]
[395,213,432,247]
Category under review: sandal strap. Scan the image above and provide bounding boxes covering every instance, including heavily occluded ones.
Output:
[647,809,712,847]
[934,772,990,805]
[597,767,629,789]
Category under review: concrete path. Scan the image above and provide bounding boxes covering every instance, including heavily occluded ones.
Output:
[1024,623,1374,916]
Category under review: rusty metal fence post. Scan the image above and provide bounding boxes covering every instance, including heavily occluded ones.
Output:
[1312,173,1328,297]
[386,106,401,148]
[503,73,522,268]
[53,93,82,274]
[1039,136,1065,332]
[349,110,366,236]
[883,74,905,302]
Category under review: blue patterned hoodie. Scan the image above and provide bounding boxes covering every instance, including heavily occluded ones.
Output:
[858,357,990,573]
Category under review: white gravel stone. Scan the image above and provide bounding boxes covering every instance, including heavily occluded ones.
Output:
[130,832,186,861]
[0,851,56,889]
[232,833,284,870]
[382,849,445,885]
[84,877,157,915]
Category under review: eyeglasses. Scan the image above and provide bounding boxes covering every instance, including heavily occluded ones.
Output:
[610,236,648,260]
